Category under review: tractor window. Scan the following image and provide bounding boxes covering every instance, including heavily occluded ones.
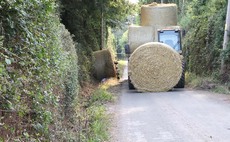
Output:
[158,30,181,51]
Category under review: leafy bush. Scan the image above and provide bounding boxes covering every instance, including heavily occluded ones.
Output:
[0,1,79,141]
[0,0,134,141]
[89,88,114,105]
[81,87,114,142]
[87,106,109,142]
[60,0,130,83]
[59,24,79,117]
[181,0,227,75]
[49,24,79,141]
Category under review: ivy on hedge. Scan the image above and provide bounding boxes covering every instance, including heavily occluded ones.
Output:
[0,0,79,141]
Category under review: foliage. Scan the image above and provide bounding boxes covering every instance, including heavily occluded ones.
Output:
[89,88,114,105]
[0,0,79,141]
[60,0,131,83]
[0,0,60,140]
[87,106,109,142]
[117,60,127,77]
[119,30,128,52]
[86,87,114,142]
[221,43,230,64]
[180,0,227,76]
[107,27,116,57]
[75,85,114,142]
[120,30,128,46]
[111,2,139,59]
[212,85,230,94]
[185,72,230,94]
[60,25,79,118]
[49,25,80,141]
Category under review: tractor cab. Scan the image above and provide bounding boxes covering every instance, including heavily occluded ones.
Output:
[158,29,182,53]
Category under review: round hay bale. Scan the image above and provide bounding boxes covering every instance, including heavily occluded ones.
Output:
[128,26,155,54]
[128,42,182,92]
[93,49,116,81]
[141,3,177,27]
[104,49,116,78]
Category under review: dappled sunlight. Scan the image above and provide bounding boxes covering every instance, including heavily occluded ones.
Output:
[100,78,120,90]
[118,60,128,66]
[129,0,139,4]
[121,107,147,115]
[99,60,127,90]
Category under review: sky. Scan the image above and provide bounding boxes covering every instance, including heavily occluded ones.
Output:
[129,0,139,4]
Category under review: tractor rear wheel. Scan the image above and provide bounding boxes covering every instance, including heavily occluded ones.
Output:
[175,62,185,88]
[128,76,135,90]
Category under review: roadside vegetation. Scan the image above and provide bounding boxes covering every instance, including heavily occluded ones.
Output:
[0,1,79,140]
[117,60,127,78]
[1,0,230,141]
[180,0,230,94]
[76,83,115,142]
[0,0,132,141]
[185,73,230,94]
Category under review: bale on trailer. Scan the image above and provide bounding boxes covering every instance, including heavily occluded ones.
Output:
[128,26,155,54]
[93,49,116,81]
[141,3,177,27]
[128,42,182,92]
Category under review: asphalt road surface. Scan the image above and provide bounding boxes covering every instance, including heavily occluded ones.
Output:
[110,62,230,142]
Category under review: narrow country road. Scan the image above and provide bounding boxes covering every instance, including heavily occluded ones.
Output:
[110,62,230,142]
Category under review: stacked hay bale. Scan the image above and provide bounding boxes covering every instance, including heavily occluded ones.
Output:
[128,42,182,92]
[141,3,178,43]
[128,3,178,55]
[141,3,178,27]
[93,49,116,81]
[128,26,155,53]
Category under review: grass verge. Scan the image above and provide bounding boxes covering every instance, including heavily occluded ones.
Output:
[117,60,127,78]
[185,72,230,94]
[78,79,119,142]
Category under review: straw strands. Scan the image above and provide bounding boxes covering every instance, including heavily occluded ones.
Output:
[128,42,182,92]
[93,49,116,81]
[128,26,155,54]
[128,25,181,54]
[141,3,177,27]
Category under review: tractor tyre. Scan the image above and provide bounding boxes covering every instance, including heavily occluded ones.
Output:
[128,76,135,90]
[175,62,185,88]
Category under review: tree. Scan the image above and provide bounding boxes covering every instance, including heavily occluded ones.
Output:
[60,0,130,82]
[221,0,230,76]
[180,0,226,75]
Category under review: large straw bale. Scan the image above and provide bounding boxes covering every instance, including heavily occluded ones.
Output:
[93,49,116,81]
[128,25,181,52]
[141,3,177,27]
[128,42,182,92]
[128,26,155,54]
[104,49,116,78]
